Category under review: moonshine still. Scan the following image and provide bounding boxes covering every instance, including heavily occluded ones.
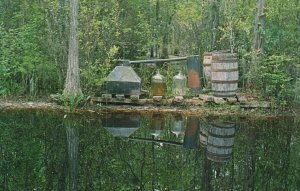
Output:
[104,62,141,97]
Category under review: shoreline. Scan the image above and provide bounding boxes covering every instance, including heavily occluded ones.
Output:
[0,98,298,119]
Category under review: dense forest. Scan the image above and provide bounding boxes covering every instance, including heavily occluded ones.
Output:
[0,0,299,107]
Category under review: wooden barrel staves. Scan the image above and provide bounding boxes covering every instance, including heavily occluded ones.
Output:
[211,53,238,97]
[207,122,235,163]
[203,52,212,88]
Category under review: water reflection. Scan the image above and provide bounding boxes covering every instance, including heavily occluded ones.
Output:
[65,116,79,191]
[150,113,164,138]
[0,110,299,190]
[103,113,236,163]
[183,116,199,149]
[199,122,208,147]
[171,114,185,137]
[101,113,140,137]
[206,122,235,163]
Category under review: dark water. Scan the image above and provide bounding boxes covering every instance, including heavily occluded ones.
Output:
[0,110,299,191]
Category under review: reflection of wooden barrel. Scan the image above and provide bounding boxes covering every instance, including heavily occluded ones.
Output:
[207,122,235,162]
[211,53,238,97]
[199,122,208,147]
[183,116,199,149]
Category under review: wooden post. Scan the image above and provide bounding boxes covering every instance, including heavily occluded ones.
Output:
[187,55,201,94]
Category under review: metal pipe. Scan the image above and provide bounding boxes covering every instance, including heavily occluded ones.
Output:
[128,56,188,64]
[127,137,183,146]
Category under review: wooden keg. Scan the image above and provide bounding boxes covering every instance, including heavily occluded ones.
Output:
[203,52,212,88]
[207,122,235,163]
[211,53,238,97]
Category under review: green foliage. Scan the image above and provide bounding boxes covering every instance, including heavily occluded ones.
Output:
[260,55,294,105]
[294,72,300,104]
[0,2,61,96]
[58,94,85,112]
[0,0,299,107]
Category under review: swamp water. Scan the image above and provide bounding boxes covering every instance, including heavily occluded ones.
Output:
[0,110,299,191]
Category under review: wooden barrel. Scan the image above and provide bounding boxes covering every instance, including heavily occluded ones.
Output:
[203,52,212,88]
[207,122,235,163]
[211,53,238,97]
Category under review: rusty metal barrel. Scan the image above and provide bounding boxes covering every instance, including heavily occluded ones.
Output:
[211,53,238,97]
[187,56,201,94]
[207,122,235,163]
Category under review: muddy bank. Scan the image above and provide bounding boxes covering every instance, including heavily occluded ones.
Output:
[0,98,293,120]
[0,99,65,111]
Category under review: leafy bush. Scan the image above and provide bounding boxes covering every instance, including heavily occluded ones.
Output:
[58,94,85,112]
[260,55,294,106]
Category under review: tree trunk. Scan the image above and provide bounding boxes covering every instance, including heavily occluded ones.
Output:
[249,0,266,88]
[252,0,266,54]
[211,0,220,50]
[63,0,82,96]
[155,0,160,58]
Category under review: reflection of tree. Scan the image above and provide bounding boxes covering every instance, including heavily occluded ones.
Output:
[0,111,66,190]
[65,117,79,191]
[201,149,212,191]
[244,125,256,191]
[245,117,297,190]
[45,116,67,190]
[1,112,300,190]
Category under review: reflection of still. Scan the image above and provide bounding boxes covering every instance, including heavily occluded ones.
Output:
[100,113,235,164]
[150,114,164,138]
[101,113,140,137]
[200,122,235,163]
[171,114,185,137]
